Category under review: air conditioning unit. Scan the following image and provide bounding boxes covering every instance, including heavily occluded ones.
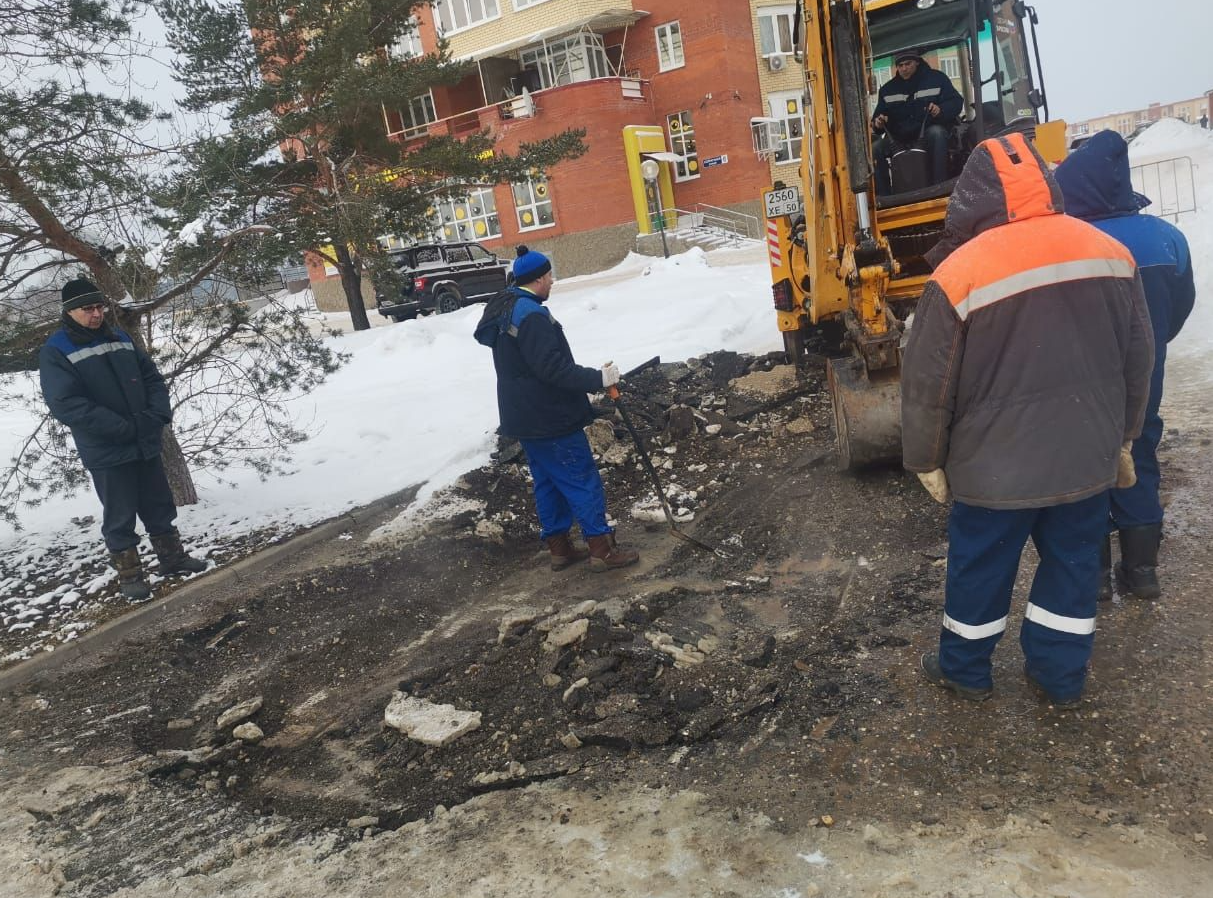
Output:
[767,54,787,73]
[750,117,783,155]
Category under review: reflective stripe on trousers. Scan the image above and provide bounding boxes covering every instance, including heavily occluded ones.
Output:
[938,491,1108,699]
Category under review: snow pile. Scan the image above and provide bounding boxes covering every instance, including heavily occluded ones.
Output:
[1128,121,1213,403]
[1,244,775,649]
[1129,117,1213,160]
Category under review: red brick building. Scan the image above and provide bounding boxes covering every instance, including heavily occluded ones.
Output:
[307,1,780,303]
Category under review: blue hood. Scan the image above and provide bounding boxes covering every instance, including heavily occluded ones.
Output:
[1053,129,1151,221]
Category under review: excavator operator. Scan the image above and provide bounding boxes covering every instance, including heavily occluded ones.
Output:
[871,49,963,196]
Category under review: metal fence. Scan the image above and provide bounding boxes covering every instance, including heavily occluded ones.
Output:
[1129,156,1197,221]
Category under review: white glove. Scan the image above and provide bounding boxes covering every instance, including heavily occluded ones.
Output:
[601,362,620,389]
[1116,442,1136,489]
[917,469,951,504]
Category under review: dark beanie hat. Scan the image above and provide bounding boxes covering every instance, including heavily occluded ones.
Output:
[61,277,106,312]
[512,245,552,285]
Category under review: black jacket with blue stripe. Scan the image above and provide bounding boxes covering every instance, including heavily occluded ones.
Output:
[873,61,963,143]
[39,319,172,470]
[474,285,603,441]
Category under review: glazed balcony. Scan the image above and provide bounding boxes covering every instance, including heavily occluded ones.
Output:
[386,75,651,144]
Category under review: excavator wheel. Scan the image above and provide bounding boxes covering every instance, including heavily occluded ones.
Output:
[827,356,903,471]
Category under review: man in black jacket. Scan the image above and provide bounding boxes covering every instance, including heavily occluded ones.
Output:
[39,278,207,600]
[871,50,963,195]
[474,248,639,572]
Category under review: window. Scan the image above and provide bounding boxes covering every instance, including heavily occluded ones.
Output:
[435,0,500,35]
[871,64,892,88]
[757,6,795,57]
[768,90,804,164]
[666,111,699,181]
[377,234,410,251]
[512,0,550,8]
[399,92,436,137]
[655,22,684,72]
[938,55,961,80]
[431,188,500,243]
[390,20,422,58]
[519,33,610,89]
[513,176,555,230]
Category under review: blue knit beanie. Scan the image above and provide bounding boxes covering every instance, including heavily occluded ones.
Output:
[512,245,551,285]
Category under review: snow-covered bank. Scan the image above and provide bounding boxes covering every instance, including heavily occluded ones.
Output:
[0,245,776,653]
[1131,122,1213,382]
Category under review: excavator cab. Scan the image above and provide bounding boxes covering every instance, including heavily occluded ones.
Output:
[765,0,1063,468]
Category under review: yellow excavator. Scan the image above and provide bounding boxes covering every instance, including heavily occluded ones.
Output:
[762,0,1067,467]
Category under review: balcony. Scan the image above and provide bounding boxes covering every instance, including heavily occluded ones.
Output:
[388,76,651,143]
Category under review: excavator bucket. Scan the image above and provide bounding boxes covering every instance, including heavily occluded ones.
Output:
[827,356,903,470]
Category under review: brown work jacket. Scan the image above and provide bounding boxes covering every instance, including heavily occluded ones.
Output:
[901,132,1155,509]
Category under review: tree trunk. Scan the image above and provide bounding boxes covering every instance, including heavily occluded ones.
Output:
[160,426,199,506]
[113,303,199,507]
[334,242,371,331]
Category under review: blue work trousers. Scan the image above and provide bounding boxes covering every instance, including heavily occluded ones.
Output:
[1111,357,1166,527]
[938,492,1109,702]
[90,456,178,553]
[520,431,611,540]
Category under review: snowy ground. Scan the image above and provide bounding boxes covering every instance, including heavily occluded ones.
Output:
[3,119,1210,660]
[0,243,778,655]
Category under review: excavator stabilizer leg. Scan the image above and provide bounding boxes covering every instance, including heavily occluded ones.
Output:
[827,356,902,470]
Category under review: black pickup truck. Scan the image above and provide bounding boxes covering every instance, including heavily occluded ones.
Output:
[374,241,511,321]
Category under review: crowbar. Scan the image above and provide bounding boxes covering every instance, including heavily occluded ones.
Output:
[606,371,728,558]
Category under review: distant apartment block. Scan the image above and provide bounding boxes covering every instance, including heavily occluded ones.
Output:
[1066,91,1212,144]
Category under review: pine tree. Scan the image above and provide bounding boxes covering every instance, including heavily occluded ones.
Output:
[158,0,586,330]
[0,1,345,526]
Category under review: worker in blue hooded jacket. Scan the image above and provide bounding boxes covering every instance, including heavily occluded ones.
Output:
[1054,130,1196,601]
[474,247,639,573]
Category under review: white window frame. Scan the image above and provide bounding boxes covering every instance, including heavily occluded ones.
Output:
[512,0,552,9]
[939,55,961,79]
[513,176,555,231]
[519,33,610,90]
[655,22,685,72]
[433,187,501,243]
[666,111,699,182]
[390,20,423,59]
[768,90,805,165]
[757,5,796,58]
[435,0,500,36]
[400,91,436,138]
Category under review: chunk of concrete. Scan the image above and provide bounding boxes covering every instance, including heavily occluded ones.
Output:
[232,722,264,743]
[544,618,589,651]
[384,692,481,747]
[216,696,262,730]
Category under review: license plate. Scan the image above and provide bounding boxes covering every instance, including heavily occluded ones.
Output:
[764,187,803,218]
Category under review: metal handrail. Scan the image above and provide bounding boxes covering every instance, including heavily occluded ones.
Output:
[691,202,761,239]
[658,206,759,243]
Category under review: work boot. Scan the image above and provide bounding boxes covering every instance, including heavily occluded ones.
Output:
[1023,663,1082,710]
[150,528,209,576]
[586,533,640,573]
[109,547,151,602]
[919,652,992,702]
[1098,533,1113,602]
[1116,523,1162,600]
[546,532,590,571]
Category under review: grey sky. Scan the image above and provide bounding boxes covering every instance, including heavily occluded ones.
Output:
[116,2,1212,135]
[1029,0,1209,122]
